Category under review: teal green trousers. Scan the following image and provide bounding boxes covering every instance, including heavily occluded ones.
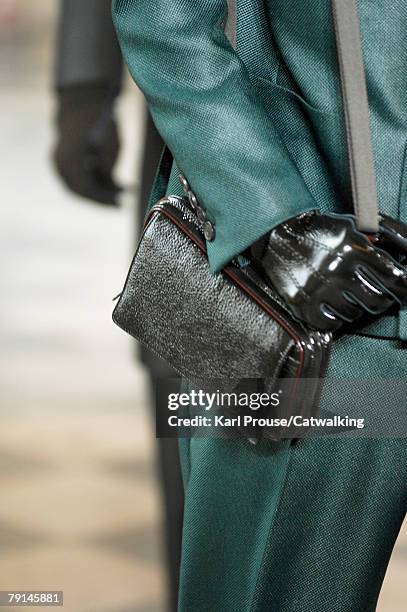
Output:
[178,335,407,611]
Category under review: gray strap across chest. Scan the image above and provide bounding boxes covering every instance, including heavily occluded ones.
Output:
[225,0,237,48]
[332,0,379,231]
[225,0,379,232]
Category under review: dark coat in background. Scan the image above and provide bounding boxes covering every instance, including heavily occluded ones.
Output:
[54,3,183,611]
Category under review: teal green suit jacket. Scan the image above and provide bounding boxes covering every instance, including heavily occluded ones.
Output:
[113,0,407,339]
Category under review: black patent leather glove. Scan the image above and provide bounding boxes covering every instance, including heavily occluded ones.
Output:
[53,84,121,206]
[251,211,407,332]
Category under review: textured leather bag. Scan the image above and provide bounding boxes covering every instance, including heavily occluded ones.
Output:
[113,190,332,418]
[112,0,378,431]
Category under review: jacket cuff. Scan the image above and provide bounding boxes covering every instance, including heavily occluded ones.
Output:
[206,204,316,273]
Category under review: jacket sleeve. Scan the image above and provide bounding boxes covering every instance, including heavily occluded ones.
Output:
[112,0,316,272]
[55,0,123,93]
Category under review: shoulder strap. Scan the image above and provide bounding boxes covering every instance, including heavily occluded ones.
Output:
[225,0,237,48]
[332,0,379,231]
[226,0,379,232]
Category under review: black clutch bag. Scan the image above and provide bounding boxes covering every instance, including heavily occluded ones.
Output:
[113,193,332,437]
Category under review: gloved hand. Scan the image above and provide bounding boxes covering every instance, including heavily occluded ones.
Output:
[251,211,407,331]
[370,213,407,261]
[53,84,121,206]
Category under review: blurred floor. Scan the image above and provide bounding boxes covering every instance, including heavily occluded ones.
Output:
[0,2,165,611]
[0,2,405,612]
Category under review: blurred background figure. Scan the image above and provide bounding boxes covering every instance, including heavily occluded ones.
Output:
[53,1,183,611]
[0,1,404,611]
[1,0,182,610]
[54,0,122,206]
